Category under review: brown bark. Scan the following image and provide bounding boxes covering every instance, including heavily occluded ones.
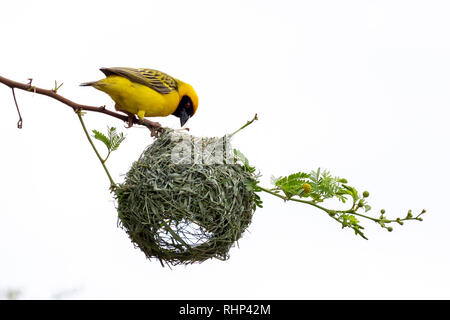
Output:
[0,75,162,134]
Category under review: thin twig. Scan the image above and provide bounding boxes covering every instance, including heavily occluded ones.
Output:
[229,113,258,137]
[0,75,162,134]
[258,186,332,212]
[11,88,22,129]
[77,111,116,191]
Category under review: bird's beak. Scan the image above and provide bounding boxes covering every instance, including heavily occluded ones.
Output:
[180,108,190,127]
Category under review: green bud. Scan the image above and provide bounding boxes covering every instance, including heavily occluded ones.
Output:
[417,217,423,221]
[406,209,413,218]
[387,227,393,232]
[358,201,364,207]
[381,209,386,214]
[363,191,370,198]
[421,209,426,214]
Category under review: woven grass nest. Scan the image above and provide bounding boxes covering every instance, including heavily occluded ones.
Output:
[115,130,258,266]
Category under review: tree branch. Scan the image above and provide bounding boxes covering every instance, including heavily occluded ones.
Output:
[0,75,162,133]
[11,88,23,128]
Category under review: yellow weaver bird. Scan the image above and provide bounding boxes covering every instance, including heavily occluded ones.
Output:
[81,67,198,127]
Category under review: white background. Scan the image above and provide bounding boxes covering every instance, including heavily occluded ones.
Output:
[1,0,449,299]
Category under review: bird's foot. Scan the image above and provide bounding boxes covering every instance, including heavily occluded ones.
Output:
[115,105,136,128]
[125,114,135,128]
[141,119,162,137]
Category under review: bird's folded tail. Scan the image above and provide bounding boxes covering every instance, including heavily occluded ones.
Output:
[80,81,97,87]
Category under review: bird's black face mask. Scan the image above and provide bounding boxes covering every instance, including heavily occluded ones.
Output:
[173,95,194,127]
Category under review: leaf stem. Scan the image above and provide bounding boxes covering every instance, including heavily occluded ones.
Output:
[259,183,422,240]
[103,150,111,163]
[258,186,331,213]
[77,112,116,190]
[258,185,369,237]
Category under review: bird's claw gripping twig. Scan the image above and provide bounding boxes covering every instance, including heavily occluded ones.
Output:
[117,109,136,128]
[141,119,162,137]
[125,115,134,128]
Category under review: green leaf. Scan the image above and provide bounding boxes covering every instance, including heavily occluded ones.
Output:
[233,149,262,208]
[338,213,367,239]
[92,127,126,159]
[234,149,256,173]
[234,149,248,165]
[92,129,111,150]
[274,172,310,198]
[107,127,125,151]
[274,172,310,187]
[342,185,359,201]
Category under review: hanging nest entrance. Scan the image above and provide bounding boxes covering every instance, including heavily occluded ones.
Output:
[115,130,258,266]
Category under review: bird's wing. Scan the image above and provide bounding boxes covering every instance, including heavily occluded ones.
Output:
[99,67,178,94]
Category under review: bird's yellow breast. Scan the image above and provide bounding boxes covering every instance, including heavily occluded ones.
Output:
[93,76,180,117]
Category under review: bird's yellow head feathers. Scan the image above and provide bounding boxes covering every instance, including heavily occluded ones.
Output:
[173,80,199,126]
